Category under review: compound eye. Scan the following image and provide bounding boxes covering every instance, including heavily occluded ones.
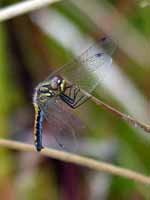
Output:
[50,76,61,90]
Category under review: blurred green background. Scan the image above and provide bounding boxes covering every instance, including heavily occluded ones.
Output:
[0,0,150,199]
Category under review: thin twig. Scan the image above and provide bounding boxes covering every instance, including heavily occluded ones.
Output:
[0,139,149,184]
[0,0,60,22]
[90,95,150,133]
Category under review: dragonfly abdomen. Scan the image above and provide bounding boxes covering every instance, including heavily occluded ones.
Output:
[33,104,44,151]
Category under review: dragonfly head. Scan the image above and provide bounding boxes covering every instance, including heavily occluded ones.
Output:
[50,75,66,92]
[50,76,62,89]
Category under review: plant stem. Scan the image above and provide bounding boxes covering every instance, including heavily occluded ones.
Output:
[0,138,149,184]
[0,0,60,22]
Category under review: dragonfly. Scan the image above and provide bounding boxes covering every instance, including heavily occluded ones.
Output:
[33,37,116,152]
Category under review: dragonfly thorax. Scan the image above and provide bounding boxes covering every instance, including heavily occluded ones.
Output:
[33,76,66,105]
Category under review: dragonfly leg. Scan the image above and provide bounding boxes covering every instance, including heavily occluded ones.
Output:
[68,85,73,97]
[60,92,89,109]
[65,85,80,99]
[71,87,90,108]
[73,87,80,99]
[60,94,76,109]
[72,94,91,108]
[60,93,74,104]
[64,84,73,97]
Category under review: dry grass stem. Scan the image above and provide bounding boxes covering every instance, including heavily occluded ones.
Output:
[0,0,60,22]
[0,139,149,185]
[91,95,150,133]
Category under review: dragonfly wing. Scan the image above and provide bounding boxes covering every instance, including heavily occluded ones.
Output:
[39,96,85,152]
[99,37,117,56]
[47,37,116,94]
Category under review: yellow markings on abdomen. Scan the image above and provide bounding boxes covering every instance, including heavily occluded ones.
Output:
[33,103,43,151]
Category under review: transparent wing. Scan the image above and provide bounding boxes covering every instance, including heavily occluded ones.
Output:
[47,37,116,94]
[38,37,116,150]
[39,96,85,152]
